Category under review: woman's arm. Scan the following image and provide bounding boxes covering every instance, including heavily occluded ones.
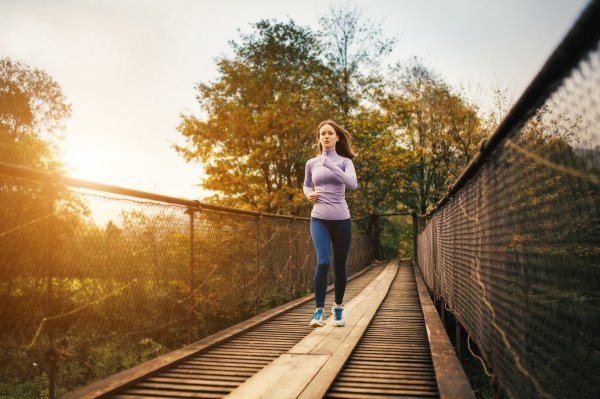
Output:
[323,157,358,190]
[303,160,314,198]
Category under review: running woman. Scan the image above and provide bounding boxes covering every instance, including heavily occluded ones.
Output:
[303,120,358,327]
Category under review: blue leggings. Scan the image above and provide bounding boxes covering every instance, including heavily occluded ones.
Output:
[310,217,352,308]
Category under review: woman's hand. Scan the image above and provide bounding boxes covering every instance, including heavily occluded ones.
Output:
[308,190,318,204]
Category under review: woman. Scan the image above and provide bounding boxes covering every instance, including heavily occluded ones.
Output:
[303,120,358,327]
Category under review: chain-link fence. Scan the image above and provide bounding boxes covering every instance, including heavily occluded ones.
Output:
[416,2,600,398]
[0,164,373,398]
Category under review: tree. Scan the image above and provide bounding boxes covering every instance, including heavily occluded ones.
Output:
[346,108,410,216]
[382,58,486,214]
[318,5,395,120]
[176,20,336,214]
[1,57,73,295]
[0,57,71,170]
[0,58,79,399]
[0,57,73,285]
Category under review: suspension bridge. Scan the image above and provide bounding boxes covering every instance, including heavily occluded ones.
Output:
[1,2,599,398]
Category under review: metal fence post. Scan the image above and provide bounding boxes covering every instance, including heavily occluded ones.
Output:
[254,214,261,315]
[44,184,58,399]
[186,206,196,344]
[289,218,293,297]
[412,213,418,263]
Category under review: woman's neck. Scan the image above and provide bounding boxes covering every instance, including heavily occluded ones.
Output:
[322,147,337,156]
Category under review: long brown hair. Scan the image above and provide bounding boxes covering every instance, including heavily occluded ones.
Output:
[316,120,357,159]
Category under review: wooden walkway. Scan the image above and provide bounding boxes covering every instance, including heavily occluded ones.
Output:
[64,261,473,399]
[326,262,438,398]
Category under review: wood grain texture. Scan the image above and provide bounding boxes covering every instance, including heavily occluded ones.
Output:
[413,262,476,399]
[325,261,440,398]
[226,261,398,399]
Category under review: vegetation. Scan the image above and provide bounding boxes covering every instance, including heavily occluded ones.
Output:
[176,11,487,219]
[0,56,71,170]
[0,198,375,398]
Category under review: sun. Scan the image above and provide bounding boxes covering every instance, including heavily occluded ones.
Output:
[62,145,107,183]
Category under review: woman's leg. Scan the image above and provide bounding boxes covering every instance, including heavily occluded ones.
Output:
[310,217,331,308]
[330,219,352,306]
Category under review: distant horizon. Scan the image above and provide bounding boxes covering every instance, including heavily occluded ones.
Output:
[0,0,590,200]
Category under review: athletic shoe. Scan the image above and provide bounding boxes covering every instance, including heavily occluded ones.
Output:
[332,304,345,327]
[309,307,325,327]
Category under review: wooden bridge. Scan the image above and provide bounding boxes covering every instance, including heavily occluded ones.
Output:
[63,261,473,398]
[1,3,597,398]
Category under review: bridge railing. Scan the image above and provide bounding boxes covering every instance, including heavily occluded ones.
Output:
[0,163,373,398]
[416,2,599,399]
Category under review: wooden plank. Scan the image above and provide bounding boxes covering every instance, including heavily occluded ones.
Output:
[156,373,247,382]
[224,353,328,399]
[134,380,238,390]
[117,388,225,398]
[299,261,398,399]
[335,377,438,387]
[144,377,241,387]
[328,386,440,396]
[327,393,437,399]
[180,362,265,370]
[184,358,270,366]
[200,351,278,358]
[346,364,434,373]
[413,262,476,399]
[112,396,183,399]
[333,387,438,396]
[248,354,330,399]
[225,260,398,399]
[336,372,438,381]
[174,364,260,372]
[289,262,395,355]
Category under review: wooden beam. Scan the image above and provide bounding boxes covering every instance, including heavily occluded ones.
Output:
[413,262,476,399]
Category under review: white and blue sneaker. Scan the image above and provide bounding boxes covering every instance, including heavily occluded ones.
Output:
[309,307,325,327]
[332,304,345,327]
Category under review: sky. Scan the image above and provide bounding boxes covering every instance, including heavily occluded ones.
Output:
[0,0,591,200]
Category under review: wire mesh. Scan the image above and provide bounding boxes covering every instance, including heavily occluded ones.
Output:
[416,17,600,399]
[0,173,373,398]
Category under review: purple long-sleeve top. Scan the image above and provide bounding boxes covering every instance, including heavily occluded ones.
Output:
[303,148,358,220]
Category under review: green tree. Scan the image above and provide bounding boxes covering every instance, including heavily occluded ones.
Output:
[0,57,74,293]
[382,58,486,214]
[0,57,75,398]
[176,20,336,215]
[0,57,71,169]
[0,57,74,295]
[346,109,410,216]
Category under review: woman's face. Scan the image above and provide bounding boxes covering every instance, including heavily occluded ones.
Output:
[319,124,338,150]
